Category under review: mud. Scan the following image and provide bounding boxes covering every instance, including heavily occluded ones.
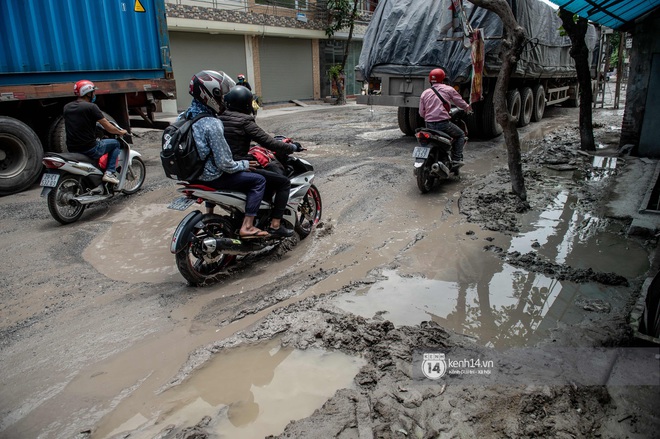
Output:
[0,103,658,439]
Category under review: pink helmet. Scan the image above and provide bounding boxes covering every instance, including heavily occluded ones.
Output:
[74,80,96,97]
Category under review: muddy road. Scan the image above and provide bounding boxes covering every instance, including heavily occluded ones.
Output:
[0,103,658,439]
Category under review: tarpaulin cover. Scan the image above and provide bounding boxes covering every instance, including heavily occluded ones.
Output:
[552,0,660,30]
[356,0,598,83]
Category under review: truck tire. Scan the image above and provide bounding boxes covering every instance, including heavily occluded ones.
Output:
[518,87,533,127]
[47,116,67,152]
[407,106,423,132]
[398,107,414,136]
[566,83,579,107]
[531,84,545,122]
[481,91,502,138]
[0,116,44,196]
[506,89,521,125]
[465,102,483,138]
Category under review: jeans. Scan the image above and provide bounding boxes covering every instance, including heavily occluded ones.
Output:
[255,168,291,220]
[83,139,121,173]
[201,171,266,217]
[426,120,465,162]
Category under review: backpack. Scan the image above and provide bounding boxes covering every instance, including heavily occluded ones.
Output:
[160,113,212,181]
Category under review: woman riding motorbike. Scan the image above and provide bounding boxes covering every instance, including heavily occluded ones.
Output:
[219,85,304,238]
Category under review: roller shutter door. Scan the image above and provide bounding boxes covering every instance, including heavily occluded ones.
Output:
[169,32,246,111]
[260,37,313,103]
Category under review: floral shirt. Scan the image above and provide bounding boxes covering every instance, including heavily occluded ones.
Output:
[182,100,249,181]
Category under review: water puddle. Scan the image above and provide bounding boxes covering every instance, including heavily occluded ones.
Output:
[334,266,629,347]
[334,166,649,347]
[83,203,184,283]
[97,339,364,438]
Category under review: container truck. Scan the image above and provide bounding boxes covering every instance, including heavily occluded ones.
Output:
[0,0,176,195]
[355,0,597,139]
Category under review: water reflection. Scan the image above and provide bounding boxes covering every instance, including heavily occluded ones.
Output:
[335,159,648,347]
[99,339,364,439]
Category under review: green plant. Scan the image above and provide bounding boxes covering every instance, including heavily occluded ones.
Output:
[328,64,343,80]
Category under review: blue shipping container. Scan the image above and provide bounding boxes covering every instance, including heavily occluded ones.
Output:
[0,0,172,85]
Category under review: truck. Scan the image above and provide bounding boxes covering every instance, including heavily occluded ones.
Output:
[355,0,598,139]
[0,0,176,195]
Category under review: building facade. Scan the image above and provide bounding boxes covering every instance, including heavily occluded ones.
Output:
[164,0,375,111]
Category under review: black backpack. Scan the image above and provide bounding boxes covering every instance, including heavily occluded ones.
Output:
[160,113,212,181]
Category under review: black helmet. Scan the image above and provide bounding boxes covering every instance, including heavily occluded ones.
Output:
[224,85,254,115]
[189,70,235,114]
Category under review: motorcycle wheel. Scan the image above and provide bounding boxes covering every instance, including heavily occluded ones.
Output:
[416,162,435,194]
[121,156,146,195]
[175,214,237,286]
[47,174,85,224]
[295,184,322,240]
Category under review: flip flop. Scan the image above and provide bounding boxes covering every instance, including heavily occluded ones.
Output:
[239,229,270,239]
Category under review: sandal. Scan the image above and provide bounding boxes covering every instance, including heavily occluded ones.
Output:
[239,229,270,239]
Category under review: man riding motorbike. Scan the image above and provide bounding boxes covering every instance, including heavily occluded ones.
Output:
[418,68,472,173]
[219,85,304,238]
[63,80,129,184]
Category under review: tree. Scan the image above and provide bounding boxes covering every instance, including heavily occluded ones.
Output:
[558,9,595,151]
[468,0,528,202]
[325,0,359,105]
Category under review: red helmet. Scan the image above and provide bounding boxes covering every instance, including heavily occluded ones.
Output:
[429,68,446,84]
[74,80,96,97]
[237,74,246,81]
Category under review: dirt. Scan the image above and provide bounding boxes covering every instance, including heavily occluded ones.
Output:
[0,102,658,439]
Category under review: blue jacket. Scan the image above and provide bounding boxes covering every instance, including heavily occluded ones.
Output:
[183,100,249,181]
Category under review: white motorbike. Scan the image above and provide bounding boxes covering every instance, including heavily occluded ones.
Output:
[168,152,322,286]
[40,121,146,224]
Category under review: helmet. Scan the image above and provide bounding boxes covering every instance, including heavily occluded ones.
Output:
[189,70,235,114]
[237,74,246,81]
[429,68,446,84]
[74,80,96,97]
[224,85,254,115]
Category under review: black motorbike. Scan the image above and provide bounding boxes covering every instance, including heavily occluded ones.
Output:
[412,108,468,193]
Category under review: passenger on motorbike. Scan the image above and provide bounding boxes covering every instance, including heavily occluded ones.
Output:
[63,80,129,185]
[183,70,269,239]
[418,68,472,172]
[219,85,304,238]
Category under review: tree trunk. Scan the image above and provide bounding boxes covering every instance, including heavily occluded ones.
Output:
[469,0,527,202]
[559,9,595,151]
[335,0,359,105]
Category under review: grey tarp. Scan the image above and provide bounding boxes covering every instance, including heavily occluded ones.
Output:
[356,0,598,83]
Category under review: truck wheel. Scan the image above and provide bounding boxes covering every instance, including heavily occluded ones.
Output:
[481,91,502,138]
[407,107,423,133]
[47,116,67,152]
[518,87,533,127]
[531,84,545,122]
[0,116,44,196]
[566,83,579,107]
[398,107,414,136]
[465,102,483,138]
[506,89,521,125]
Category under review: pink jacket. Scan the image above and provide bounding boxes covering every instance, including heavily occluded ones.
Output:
[419,84,470,122]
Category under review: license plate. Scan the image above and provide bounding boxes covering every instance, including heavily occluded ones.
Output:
[168,196,196,211]
[40,173,59,187]
[412,146,431,159]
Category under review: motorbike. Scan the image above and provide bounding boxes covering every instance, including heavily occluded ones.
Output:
[412,108,468,193]
[40,121,146,224]
[167,146,322,286]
